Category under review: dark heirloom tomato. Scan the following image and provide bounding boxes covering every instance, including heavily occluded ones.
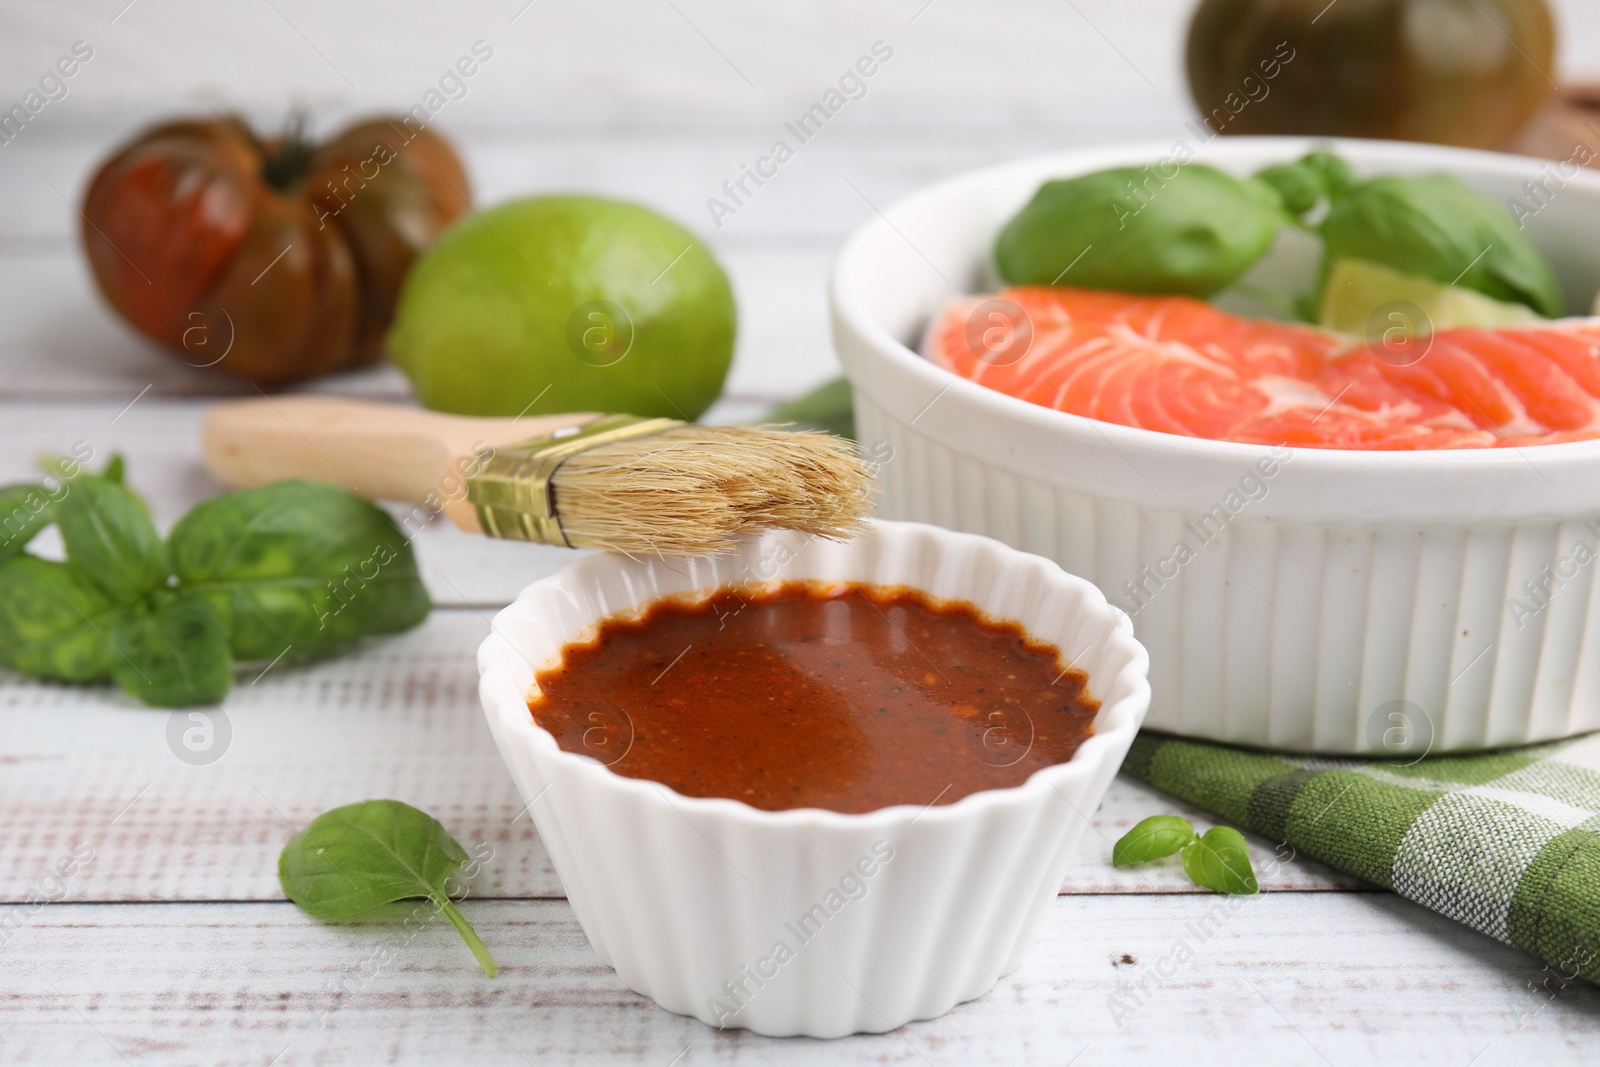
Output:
[1186,0,1555,149]
[81,116,470,385]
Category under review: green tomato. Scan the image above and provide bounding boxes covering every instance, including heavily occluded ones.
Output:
[388,195,737,420]
[994,164,1283,297]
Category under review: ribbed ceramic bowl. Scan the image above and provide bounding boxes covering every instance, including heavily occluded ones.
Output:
[477,520,1148,1038]
[831,136,1600,755]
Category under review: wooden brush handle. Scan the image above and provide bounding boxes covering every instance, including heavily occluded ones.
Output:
[201,396,597,532]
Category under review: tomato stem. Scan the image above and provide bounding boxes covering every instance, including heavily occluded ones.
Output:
[260,112,315,193]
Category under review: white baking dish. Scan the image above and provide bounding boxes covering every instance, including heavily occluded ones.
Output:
[830,136,1600,754]
[477,520,1149,1037]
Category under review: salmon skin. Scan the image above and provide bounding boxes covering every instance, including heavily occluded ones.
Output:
[923,286,1600,450]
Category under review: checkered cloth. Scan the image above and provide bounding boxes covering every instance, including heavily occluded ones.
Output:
[1121,731,1600,984]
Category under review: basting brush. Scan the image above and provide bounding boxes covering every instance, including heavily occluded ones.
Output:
[200,396,873,555]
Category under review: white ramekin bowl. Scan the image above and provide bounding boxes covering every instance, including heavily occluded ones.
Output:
[831,135,1600,755]
[477,520,1149,1038]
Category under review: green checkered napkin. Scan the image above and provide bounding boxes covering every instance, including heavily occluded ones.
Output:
[1121,731,1600,984]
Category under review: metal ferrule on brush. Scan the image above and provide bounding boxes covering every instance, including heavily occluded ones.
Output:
[465,415,683,546]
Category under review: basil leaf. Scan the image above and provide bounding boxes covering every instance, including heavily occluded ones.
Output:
[1112,814,1195,867]
[995,164,1282,298]
[1322,173,1564,317]
[1254,151,1355,218]
[106,589,231,708]
[56,477,169,605]
[279,799,497,977]
[0,556,119,681]
[0,483,59,562]
[1180,826,1260,895]
[169,480,431,662]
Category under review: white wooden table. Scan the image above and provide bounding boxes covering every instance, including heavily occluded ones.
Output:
[4,2,1600,1062]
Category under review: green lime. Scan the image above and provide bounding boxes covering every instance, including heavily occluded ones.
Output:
[388,196,736,420]
[1318,257,1545,337]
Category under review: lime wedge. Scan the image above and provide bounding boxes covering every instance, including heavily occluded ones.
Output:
[1318,257,1545,337]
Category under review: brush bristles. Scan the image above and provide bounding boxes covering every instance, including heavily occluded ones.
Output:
[548,424,875,555]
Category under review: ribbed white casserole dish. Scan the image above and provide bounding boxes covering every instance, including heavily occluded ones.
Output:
[477,520,1149,1037]
[830,136,1600,754]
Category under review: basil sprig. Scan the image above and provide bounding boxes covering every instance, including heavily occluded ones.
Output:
[171,480,432,663]
[994,149,1563,321]
[0,463,430,708]
[1259,150,1564,318]
[279,799,497,977]
[1113,814,1260,895]
[1255,150,1356,217]
[0,485,60,565]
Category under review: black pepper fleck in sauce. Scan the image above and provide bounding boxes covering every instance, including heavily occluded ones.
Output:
[528,581,1099,814]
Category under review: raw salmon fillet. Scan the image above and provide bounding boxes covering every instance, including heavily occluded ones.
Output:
[923,286,1600,450]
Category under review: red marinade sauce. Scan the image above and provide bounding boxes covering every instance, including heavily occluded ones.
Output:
[527,581,1099,814]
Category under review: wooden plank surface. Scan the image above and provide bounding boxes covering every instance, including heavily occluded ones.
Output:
[4,896,1595,1066]
[6,1,1600,1055]
[0,607,1364,903]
